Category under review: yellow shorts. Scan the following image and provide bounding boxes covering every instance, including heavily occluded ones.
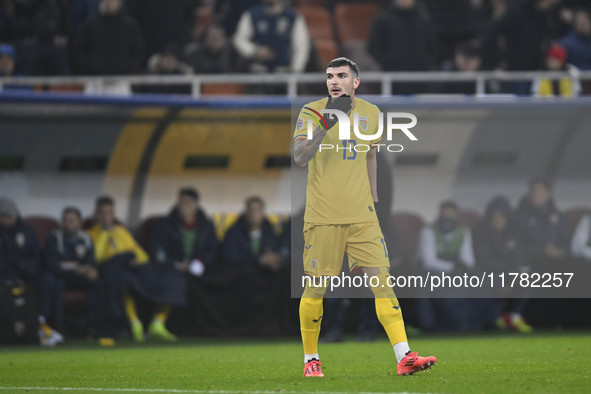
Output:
[302,220,390,277]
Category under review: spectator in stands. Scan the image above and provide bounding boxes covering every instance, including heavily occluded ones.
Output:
[128,0,194,61]
[571,211,591,260]
[134,43,193,94]
[473,196,533,333]
[45,206,99,336]
[432,41,482,94]
[214,0,260,37]
[532,44,580,96]
[416,200,477,332]
[423,0,480,63]
[0,197,63,346]
[367,0,436,94]
[0,43,17,76]
[222,196,281,270]
[71,0,127,34]
[151,187,218,279]
[185,23,232,74]
[0,0,16,44]
[74,0,144,75]
[560,8,591,70]
[13,0,70,76]
[87,196,182,343]
[514,179,570,264]
[232,0,310,74]
[486,0,559,94]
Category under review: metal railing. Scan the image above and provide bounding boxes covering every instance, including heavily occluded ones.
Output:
[1,70,590,97]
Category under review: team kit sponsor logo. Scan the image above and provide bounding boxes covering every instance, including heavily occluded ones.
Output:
[297,109,418,153]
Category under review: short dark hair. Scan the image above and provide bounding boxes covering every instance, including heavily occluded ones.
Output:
[457,41,481,59]
[529,178,551,191]
[62,206,82,219]
[245,196,265,210]
[440,200,459,212]
[179,187,199,201]
[327,57,359,77]
[96,195,115,208]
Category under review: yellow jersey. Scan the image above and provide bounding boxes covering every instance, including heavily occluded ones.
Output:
[87,223,150,264]
[294,97,382,224]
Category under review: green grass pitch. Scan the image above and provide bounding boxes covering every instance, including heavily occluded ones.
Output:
[0,333,590,394]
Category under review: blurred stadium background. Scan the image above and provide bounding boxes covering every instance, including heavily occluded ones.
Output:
[1,0,591,348]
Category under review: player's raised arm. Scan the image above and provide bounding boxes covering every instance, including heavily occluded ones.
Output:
[293,125,328,167]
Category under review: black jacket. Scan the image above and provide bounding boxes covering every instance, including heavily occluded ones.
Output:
[472,196,525,272]
[44,229,96,279]
[150,208,218,267]
[222,215,278,266]
[74,11,144,75]
[367,5,436,72]
[514,196,570,260]
[491,0,552,70]
[0,219,41,282]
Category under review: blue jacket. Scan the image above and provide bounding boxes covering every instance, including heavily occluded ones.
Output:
[473,196,525,272]
[222,215,278,266]
[44,229,96,279]
[150,208,217,267]
[560,30,591,70]
[514,196,570,260]
[0,219,42,281]
[248,4,297,71]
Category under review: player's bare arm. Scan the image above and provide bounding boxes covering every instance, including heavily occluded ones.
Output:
[366,146,379,203]
[294,125,328,167]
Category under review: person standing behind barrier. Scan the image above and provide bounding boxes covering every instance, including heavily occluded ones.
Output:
[560,8,591,71]
[486,0,559,95]
[472,196,532,333]
[367,0,437,95]
[74,0,144,76]
[45,207,99,337]
[87,196,182,344]
[232,0,310,75]
[0,197,63,346]
[416,200,477,332]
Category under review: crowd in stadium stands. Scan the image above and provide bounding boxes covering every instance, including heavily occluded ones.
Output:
[1,0,591,94]
[1,175,591,345]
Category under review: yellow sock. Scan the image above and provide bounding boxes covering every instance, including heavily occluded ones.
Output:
[153,306,171,323]
[300,278,328,355]
[125,294,140,323]
[300,297,323,354]
[370,271,408,346]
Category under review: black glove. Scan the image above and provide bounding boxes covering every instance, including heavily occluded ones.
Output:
[323,94,353,130]
[373,201,379,214]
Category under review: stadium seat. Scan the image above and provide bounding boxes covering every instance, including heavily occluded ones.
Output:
[564,207,591,240]
[136,215,165,251]
[297,6,335,41]
[294,0,324,6]
[50,85,85,92]
[22,216,60,247]
[334,3,379,42]
[458,210,481,228]
[212,212,240,241]
[202,84,245,95]
[314,38,339,68]
[391,212,425,261]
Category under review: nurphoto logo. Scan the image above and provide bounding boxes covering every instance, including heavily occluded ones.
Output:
[301,109,418,153]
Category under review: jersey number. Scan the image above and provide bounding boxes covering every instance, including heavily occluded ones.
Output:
[342,140,357,160]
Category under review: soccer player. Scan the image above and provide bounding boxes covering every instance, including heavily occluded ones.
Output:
[293,57,436,377]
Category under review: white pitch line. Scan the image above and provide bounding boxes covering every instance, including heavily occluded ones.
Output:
[0,388,441,394]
